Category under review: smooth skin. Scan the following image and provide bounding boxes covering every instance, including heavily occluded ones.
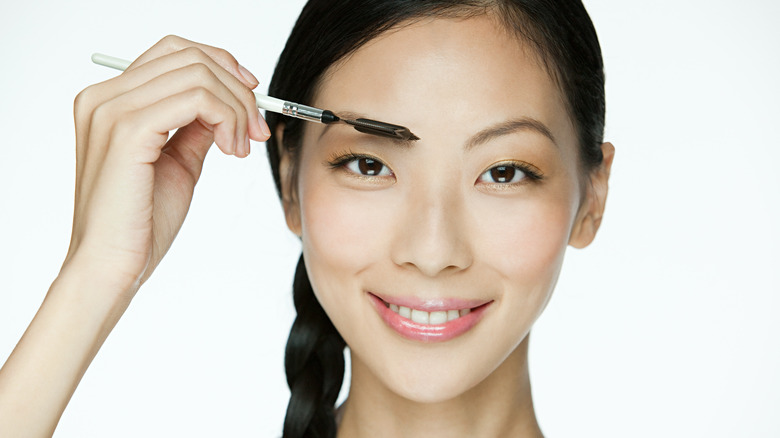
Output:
[279,16,614,438]
[0,36,270,437]
[0,17,614,438]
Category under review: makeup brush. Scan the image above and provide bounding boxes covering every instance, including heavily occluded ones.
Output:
[91,53,419,142]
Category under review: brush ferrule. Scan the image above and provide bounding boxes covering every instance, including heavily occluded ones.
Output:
[282,102,326,123]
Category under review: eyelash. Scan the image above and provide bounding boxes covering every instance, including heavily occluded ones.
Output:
[327,152,544,185]
[477,161,544,186]
[327,152,394,178]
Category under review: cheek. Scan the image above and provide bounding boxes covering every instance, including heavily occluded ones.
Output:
[296,172,397,319]
[300,184,392,269]
[470,190,575,327]
[475,195,573,275]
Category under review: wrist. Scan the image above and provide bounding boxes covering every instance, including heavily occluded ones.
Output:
[53,252,139,319]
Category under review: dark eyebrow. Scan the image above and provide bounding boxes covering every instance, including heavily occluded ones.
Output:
[464,117,557,150]
[319,112,555,149]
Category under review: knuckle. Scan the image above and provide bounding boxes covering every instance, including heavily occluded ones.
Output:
[214,47,238,66]
[181,46,209,64]
[160,34,184,50]
[188,61,213,80]
[190,86,213,105]
[90,100,114,125]
[225,106,238,125]
[74,85,98,116]
[238,86,256,105]
[235,102,248,123]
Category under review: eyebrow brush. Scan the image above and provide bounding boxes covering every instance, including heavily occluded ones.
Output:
[91,53,419,141]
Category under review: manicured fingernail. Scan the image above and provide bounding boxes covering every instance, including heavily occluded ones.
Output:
[259,113,271,137]
[245,133,251,156]
[238,64,259,87]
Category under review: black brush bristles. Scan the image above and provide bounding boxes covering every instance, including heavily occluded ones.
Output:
[341,117,420,141]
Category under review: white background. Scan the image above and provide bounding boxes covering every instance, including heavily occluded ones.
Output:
[0,0,778,436]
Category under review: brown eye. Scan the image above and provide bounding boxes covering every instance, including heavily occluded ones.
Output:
[345,157,392,176]
[492,166,515,182]
[478,165,526,184]
[359,158,382,175]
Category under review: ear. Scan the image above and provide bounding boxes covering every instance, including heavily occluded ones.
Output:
[277,124,302,237]
[569,142,615,249]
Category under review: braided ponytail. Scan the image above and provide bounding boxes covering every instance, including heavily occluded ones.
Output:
[282,256,346,438]
[268,2,606,435]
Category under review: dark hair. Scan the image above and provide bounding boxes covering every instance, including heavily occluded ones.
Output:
[266,1,605,436]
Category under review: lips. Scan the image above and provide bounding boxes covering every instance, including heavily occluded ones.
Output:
[368,292,492,343]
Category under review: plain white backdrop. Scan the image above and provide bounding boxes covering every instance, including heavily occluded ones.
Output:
[0,0,778,436]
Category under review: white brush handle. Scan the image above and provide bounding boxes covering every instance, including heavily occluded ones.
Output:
[91,53,286,113]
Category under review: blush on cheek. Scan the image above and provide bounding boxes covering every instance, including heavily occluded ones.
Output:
[478,201,572,281]
[300,185,394,275]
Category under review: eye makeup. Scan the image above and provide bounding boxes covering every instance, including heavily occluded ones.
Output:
[327,151,395,178]
[478,160,544,183]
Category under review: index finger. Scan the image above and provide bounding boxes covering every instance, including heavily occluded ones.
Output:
[128,35,259,89]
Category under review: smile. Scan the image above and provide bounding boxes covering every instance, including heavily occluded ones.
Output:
[386,303,472,325]
[368,293,492,343]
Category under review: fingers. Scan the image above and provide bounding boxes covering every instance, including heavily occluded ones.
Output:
[134,36,268,144]
[75,36,270,156]
[102,64,251,154]
[131,35,257,88]
[113,87,241,164]
[72,35,270,198]
[76,83,246,202]
[127,46,270,145]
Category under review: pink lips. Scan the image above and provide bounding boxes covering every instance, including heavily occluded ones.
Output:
[368,292,492,343]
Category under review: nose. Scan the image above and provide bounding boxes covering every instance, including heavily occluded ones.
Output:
[389,181,473,277]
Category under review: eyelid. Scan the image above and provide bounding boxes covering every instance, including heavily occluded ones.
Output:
[326,151,395,179]
[479,160,544,181]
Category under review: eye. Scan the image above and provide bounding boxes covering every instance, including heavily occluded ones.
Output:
[477,164,527,184]
[343,156,393,177]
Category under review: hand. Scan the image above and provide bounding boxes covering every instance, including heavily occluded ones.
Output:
[64,35,270,297]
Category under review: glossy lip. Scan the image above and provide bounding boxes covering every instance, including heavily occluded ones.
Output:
[368,292,493,343]
[370,291,490,311]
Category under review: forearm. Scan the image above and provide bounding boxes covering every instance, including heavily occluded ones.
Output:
[0,262,134,437]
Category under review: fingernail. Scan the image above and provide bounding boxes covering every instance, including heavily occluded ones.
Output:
[238,64,259,87]
[259,113,271,137]
[245,133,251,156]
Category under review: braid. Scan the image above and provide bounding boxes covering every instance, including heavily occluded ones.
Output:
[283,255,346,438]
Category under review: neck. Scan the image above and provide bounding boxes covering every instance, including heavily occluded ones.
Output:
[337,335,543,438]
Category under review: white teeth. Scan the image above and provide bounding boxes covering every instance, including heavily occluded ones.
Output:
[386,303,474,325]
[429,311,448,325]
[411,309,429,324]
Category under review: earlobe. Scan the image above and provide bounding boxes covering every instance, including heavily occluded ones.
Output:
[277,124,302,237]
[569,142,615,249]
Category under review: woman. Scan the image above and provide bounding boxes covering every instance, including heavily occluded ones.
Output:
[0,0,613,436]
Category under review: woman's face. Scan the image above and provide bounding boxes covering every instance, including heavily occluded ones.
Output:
[282,15,600,402]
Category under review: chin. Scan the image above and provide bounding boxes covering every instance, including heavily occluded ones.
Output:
[348,330,521,406]
[376,367,484,404]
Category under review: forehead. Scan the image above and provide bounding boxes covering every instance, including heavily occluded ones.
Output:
[308,15,577,154]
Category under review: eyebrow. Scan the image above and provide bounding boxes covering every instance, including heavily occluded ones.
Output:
[464,117,557,150]
[319,111,556,149]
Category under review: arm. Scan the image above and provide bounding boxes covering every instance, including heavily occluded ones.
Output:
[0,259,133,437]
[0,35,270,437]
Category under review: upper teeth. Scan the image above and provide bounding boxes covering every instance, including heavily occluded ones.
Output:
[388,303,471,325]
